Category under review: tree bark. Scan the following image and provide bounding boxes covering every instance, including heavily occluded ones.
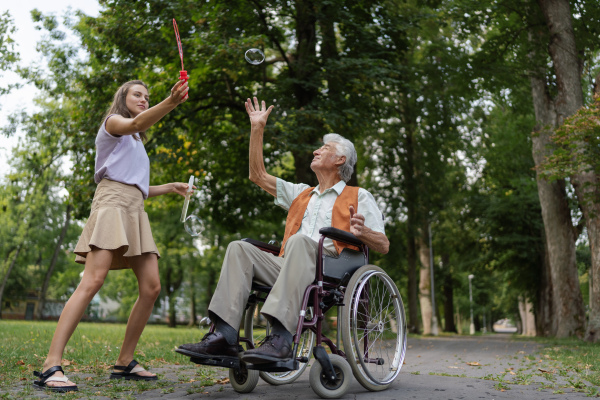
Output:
[528,21,585,337]
[404,129,420,334]
[417,227,432,335]
[441,253,456,332]
[536,231,555,336]
[0,245,22,319]
[537,0,592,339]
[537,4,600,341]
[36,202,72,320]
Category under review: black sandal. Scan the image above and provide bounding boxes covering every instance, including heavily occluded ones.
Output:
[33,366,78,393]
[109,359,158,381]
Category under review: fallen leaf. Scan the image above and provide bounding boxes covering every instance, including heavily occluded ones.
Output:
[538,368,553,374]
[16,360,25,365]
[216,378,230,384]
[466,362,481,366]
[85,377,93,381]
[509,371,516,375]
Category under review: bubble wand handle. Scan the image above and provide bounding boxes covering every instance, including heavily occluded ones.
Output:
[180,175,195,222]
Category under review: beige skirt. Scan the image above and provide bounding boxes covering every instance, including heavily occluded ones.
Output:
[74,179,160,270]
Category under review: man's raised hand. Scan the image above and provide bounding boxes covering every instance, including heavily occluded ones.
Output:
[349,205,366,238]
[245,97,274,128]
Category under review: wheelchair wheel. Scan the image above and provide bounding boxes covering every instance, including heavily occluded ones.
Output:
[308,354,352,399]
[243,299,314,385]
[228,363,259,393]
[341,265,407,391]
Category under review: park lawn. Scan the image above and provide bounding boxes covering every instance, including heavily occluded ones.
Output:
[0,320,215,398]
[538,338,600,389]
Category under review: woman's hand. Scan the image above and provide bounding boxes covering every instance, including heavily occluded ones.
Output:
[172,182,196,197]
[169,80,189,106]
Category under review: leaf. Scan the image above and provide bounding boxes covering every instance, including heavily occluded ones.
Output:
[215,378,230,384]
[466,361,482,366]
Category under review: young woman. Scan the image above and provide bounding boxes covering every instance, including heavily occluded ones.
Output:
[33,79,191,392]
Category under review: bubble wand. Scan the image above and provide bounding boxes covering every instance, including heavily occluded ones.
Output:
[173,18,188,99]
[181,175,195,222]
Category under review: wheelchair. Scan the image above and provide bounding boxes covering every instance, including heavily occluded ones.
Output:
[179,227,407,399]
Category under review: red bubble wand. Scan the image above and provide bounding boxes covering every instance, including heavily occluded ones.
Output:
[173,18,188,97]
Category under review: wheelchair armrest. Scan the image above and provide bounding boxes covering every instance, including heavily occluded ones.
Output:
[318,227,364,248]
[241,238,281,255]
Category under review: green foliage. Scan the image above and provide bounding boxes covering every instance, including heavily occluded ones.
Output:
[0,11,20,96]
[540,96,600,196]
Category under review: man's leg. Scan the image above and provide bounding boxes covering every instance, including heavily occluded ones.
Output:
[178,240,281,357]
[242,234,336,363]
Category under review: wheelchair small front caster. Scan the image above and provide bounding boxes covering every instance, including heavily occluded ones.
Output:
[309,354,352,399]
[229,363,259,393]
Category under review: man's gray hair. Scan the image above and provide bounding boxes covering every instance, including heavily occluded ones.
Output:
[323,133,357,182]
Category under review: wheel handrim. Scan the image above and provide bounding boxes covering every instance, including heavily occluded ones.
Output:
[349,270,406,385]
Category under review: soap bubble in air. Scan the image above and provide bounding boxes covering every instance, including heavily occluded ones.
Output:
[184,215,205,237]
[245,48,265,65]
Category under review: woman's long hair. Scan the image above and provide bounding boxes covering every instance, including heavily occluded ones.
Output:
[101,80,149,142]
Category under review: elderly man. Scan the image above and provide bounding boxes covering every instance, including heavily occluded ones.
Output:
[177,97,389,364]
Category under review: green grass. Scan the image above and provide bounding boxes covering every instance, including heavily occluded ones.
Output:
[534,338,600,387]
[0,320,215,398]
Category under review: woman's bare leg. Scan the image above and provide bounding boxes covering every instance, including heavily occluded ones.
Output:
[41,249,113,387]
[114,253,161,377]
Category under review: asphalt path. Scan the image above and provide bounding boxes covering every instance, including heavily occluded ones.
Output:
[16,334,597,399]
[140,334,596,399]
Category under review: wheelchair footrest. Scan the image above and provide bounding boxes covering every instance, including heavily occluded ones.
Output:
[189,355,241,369]
[245,358,299,372]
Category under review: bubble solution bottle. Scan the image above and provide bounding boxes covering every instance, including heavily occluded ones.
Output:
[179,70,188,100]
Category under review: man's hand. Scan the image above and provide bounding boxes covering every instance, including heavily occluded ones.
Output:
[349,205,390,254]
[349,205,366,238]
[245,97,274,128]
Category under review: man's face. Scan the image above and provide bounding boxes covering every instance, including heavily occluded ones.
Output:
[311,142,345,173]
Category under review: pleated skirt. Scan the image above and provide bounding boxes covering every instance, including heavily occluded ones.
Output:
[74,179,160,270]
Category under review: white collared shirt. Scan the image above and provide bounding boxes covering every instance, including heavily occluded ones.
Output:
[274,178,386,253]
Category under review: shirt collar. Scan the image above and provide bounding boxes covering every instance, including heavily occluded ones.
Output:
[312,180,347,196]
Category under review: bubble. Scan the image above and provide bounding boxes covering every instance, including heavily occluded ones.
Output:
[184,215,205,237]
[245,48,265,65]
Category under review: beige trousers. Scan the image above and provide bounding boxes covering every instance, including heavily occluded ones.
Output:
[208,234,337,333]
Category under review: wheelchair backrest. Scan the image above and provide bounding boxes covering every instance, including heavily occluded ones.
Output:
[322,248,367,282]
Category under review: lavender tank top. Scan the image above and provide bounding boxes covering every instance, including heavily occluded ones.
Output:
[94,115,150,199]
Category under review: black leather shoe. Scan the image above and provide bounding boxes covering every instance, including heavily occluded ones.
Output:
[176,332,240,358]
[241,334,293,364]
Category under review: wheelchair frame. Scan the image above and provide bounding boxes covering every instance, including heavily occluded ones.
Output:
[183,227,407,398]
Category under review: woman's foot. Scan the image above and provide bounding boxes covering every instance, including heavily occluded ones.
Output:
[33,366,78,392]
[110,359,157,381]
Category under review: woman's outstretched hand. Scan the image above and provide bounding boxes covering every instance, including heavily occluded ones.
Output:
[169,80,189,105]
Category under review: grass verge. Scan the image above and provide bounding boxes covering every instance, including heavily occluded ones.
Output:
[0,320,217,399]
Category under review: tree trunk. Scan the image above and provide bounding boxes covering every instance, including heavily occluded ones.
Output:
[292,0,320,186]
[441,253,456,332]
[36,202,72,320]
[535,0,588,338]
[187,262,197,327]
[536,233,555,336]
[528,22,585,337]
[417,227,432,335]
[0,245,22,319]
[405,129,420,334]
